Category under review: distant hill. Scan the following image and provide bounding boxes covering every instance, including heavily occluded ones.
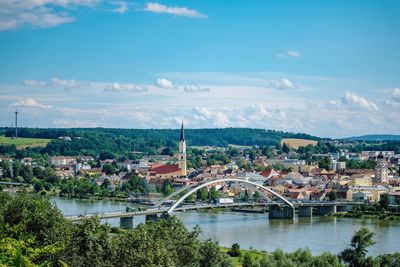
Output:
[0,127,321,156]
[345,134,400,141]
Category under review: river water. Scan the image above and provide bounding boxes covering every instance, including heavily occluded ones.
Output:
[51,197,400,256]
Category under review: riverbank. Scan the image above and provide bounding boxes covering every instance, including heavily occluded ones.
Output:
[334,211,400,221]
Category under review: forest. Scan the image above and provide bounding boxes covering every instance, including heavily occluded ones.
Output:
[1,127,320,156]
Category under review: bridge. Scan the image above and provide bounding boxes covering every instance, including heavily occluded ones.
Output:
[64,178,362,228]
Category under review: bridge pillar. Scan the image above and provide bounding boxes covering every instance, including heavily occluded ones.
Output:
[337,205,354,212]
[316,205,336,215]
[298,206,313,217]
[120,217,134,229]
[145,214,160,222]
[268,205,294,219]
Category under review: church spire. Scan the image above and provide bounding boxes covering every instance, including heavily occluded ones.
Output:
[180,122,185,141]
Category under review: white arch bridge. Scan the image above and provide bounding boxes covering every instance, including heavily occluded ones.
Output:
[65,178,361,228]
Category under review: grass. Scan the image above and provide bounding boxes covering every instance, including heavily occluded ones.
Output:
[0,135,51,148]
[281,138,318,149]
[221,247,266,267]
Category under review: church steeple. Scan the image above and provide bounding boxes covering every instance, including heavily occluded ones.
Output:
[180,122,185,142]
[178,122,187,177]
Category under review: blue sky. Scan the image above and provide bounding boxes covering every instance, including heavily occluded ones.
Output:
[0,0,399,138]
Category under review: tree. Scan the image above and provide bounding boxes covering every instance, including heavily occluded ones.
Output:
[161,180,174,196]
[340,227,376,267]
[102,164,116,175]
[228,243,241,257]
[0,160,11,178]
[253,191,261,202]
[20,164,33,183]
[379,194,390,211]
[209,186,220,201]
[242,253,254,267]
[329,191,337,201]
[101,178,111,189]
[282,143,290,153]
[197,187,209,202]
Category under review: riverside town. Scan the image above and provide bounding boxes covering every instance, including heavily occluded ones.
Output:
[1,0,400,266]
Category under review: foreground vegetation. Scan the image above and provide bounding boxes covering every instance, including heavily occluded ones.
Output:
[334,194,400,221]
[1,192,400,266]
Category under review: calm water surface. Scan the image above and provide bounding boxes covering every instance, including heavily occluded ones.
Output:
[51,197,400,256]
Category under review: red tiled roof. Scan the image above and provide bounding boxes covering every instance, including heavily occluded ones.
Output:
[261,169,275,177]
[150,164,181,174]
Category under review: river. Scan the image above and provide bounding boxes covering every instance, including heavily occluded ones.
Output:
[51,197,400,256]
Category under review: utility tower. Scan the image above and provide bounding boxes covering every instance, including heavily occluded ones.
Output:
[15,109,18,139]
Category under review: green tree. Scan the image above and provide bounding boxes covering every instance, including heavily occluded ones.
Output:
[161,180,174,196]
[329,191,337,201]
[0,160,11,178]
[63,218,112,266]
[242,253,254,267]
[340,227,376,267]
[379,194,390,211]
[228,243,241,257]
[282,143,290,153]
[102,164,116,175]
[101,178,111,189]
[197,187,209,202]
[20,164,34,183]
[209,186,220,201]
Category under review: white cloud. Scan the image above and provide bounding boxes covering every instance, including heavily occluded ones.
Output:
[144,2,207,18]
[392,88,400,102]
[184,84,210,93]
[0,0,99,30]
[192,107,229,127]
[272,78,296,90]
[155,78,175,90]
[10,98,53,109]
[341,91,379,111]
[276,51,301,58]
[24,79,47,87]
[113,1,128,13]
[52,77,81,88]
[104,82,148,93]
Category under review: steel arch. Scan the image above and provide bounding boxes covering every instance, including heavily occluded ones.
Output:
[166,178,293,214]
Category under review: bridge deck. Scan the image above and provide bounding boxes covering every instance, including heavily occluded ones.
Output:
[65,201,362,222]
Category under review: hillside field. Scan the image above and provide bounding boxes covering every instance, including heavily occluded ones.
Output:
[281,138,318,149]
[0,135,51,148]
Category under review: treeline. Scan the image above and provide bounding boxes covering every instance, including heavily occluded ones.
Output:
[2,127,320,156]
[0,192,232,266]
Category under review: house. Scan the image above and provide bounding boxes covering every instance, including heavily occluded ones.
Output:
[348,174,373,187]
[388,192,400,205]
[352,191,373,202]
[260,168,279,179]
[117,160,134,172]
[50,156,75,167]
[21,157,33,166]
[147,164,183,180]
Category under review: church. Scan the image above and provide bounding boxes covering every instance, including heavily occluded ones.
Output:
[146,123,187,180]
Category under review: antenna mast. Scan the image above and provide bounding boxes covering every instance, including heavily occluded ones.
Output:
[15,109,18,139]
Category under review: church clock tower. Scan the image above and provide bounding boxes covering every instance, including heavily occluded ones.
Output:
[178,122,187,177]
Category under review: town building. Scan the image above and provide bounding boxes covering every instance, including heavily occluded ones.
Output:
[375,153,389,183]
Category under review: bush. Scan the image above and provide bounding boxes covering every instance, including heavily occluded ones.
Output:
[228,243,241,257]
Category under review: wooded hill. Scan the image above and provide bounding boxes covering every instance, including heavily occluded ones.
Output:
[1,127,320,156]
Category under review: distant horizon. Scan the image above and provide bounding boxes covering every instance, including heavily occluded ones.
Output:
[1,1,399,137]
[1,125,399,140]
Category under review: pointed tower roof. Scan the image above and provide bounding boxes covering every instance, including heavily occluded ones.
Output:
[180,122,185,141]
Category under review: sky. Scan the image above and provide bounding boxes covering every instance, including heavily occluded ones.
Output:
[0,0,399,138]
